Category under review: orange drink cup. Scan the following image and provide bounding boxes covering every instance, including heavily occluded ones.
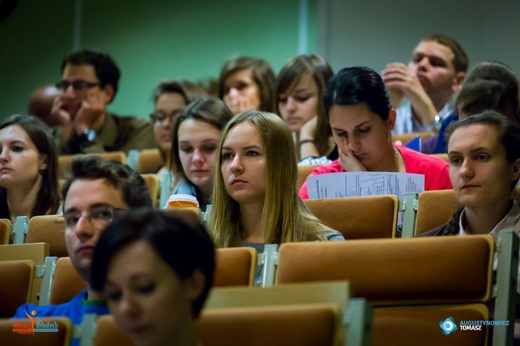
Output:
[167,194,199,209]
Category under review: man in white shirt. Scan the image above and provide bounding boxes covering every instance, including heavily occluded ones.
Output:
[382,34,468,134]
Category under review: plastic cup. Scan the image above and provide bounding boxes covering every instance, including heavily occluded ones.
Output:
[167,194,199,209]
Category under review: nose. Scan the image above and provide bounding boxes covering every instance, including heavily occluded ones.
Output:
[0,148,9,163]
[72,213,95,242]
[230,155,243,175]
[228,88,240,97]
[191,148,204,165]
[118,292,140,317]
[417,56,430,70]
[62,84,76,98]
[459,159,474,180]
[285,97,297,111]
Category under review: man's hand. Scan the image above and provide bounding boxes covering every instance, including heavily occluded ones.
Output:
[73,90,106,135]
[381,63,437,126]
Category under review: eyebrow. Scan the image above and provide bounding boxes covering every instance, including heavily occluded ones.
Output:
[179,139,218,144]
[448,147,493,156]
[63,202,116,214]
[221,145,262,151]
[331,121,371,132]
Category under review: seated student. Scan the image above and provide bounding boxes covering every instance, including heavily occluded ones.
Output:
[422,61,520,154]
[13,156,152,346]
[218,56,276,115]
[151,80,207,176]
[51,49,156,155]
[298,66,452,200]
[167,97,233,211]
[210,111,343,283]
[90,208,215,346]
[276,54,337,164]
[419,111,520,339]
[0,115,59,223]
[421,111,520,237]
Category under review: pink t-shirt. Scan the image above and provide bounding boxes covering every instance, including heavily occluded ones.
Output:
[299,145,452,199]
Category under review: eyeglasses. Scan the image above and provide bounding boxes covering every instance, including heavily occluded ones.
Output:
[55,80,100,91]
[150,110,181,125]
[64,206,127,229]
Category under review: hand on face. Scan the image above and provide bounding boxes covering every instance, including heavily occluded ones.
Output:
[73,89,107,133]
[299,115,318,140]
[381,63,427,101]
[337,136,367,172]
[224,95,257,115]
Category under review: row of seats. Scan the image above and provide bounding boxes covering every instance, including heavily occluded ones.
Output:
[57,149,164,178]
[2,230,518,345]
[1,283,358,346]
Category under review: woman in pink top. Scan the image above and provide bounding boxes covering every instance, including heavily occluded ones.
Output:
[299,66,452,199]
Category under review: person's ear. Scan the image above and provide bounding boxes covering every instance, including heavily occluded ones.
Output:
[39,155,48,171]
[452,72,465,93]
[187,269,206,300]
[101,84,115,104]
[386,108,396,131]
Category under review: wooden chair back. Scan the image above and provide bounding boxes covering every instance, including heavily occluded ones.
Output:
[275,236,495,345]
[136,148,164,173]
[213,247,257,287]
[196,304,338,346]
[140,174,160,207]
[297,164,321,190]
[0,218,10,244]
[304,195,399,239]
[0,260,34,318]
[0,243,50,304]
[49,257,87,305]
[58,151,126,179]
[25,215,68,257]
[414,189,459,235]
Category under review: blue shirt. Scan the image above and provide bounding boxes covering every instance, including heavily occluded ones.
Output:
[13,290,109,346]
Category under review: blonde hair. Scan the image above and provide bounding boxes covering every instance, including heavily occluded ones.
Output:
[210,110,330,247]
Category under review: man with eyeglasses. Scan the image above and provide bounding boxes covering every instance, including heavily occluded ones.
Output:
[13,156,152,345]
[50,49,155,154]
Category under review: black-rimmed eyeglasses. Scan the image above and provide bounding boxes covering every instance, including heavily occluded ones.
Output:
[64,206,127,229]
[55,80,100,91]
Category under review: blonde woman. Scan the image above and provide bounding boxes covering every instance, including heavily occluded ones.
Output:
[210,111,343,266]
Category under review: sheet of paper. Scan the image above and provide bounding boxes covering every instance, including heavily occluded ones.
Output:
[306,172,425,201]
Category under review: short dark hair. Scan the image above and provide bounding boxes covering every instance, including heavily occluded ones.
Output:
[61,156,152,208]
[218,56,276,112]
[422,34,468,73]
[324,66,391,120]
[90,208,215,318]
[456,61,520,124]
[0,114,59,217]
[446,110,520,165]
[61,49,121,102]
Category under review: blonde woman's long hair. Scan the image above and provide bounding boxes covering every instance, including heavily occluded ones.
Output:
[210,110,329,248]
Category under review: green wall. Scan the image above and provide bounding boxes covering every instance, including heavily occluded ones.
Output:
[0,0,317,120]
